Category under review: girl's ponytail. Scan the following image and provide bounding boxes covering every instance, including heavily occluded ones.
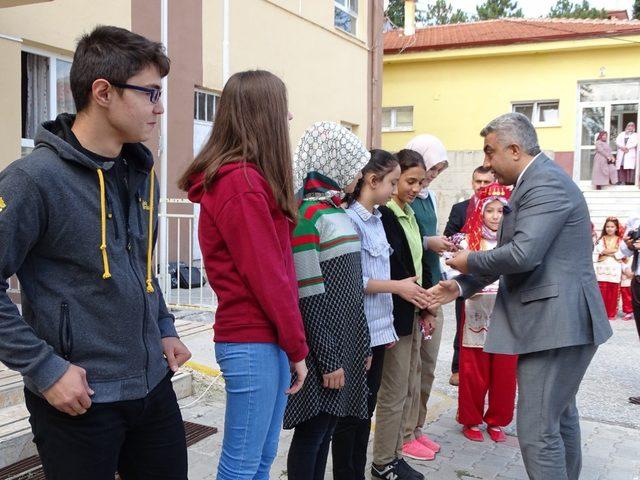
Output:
[345,149,399,206]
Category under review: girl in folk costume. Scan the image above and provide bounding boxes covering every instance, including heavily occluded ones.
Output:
[285,122,371,480]
[620,255,634,321]
[450,183,518,443]
[594,217,625,320]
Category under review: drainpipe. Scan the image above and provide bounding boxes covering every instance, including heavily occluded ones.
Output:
[368,0,384,149]
[222,0,230,83]
[159,0,169,293]
[404,0,415,35]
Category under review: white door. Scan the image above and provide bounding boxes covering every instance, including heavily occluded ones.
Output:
[192,121,213,262]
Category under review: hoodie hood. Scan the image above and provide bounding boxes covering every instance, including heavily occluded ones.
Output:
[36,113,154,173]
[187,161,260,204]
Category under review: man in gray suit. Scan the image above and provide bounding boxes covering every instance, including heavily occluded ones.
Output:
[428,112,612,480]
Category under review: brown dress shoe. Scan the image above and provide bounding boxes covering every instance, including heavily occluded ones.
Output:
[449,372,459,386]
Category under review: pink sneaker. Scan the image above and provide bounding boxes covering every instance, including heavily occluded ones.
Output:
[402,439,436,460]
[416,434,441,453]
[623,313,634,321]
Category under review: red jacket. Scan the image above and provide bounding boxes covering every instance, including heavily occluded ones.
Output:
[188,162,308,362]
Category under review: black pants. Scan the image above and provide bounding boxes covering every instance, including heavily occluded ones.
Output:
[25,373,187,480]
[287,412,338,480]
[332,345,385,480]
[451,297,464,373]
[630,276,640,339]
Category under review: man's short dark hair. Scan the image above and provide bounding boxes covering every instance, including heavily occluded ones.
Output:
[473,165,492,177]
[70,25,170,112]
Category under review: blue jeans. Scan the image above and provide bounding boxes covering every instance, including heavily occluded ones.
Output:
[215,342,290,480]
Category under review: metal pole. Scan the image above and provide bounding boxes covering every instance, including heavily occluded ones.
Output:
[223,0,230,83]
[159,0,169,294]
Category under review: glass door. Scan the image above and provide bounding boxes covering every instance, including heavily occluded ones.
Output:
[578,104,605,181]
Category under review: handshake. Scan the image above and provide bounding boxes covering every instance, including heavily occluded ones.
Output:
[400,249,471,310]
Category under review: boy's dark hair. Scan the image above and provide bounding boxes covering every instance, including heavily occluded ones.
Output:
[70,25,170,112]
[395,149,426,172]
[346,149,399,205]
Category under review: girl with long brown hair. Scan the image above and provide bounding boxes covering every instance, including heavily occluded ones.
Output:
[178,70,308,479]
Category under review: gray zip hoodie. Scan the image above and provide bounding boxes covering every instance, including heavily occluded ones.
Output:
[0,114,178,402]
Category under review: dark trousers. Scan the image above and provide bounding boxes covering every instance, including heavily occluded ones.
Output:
[25,373,187,480]
[630,276,640,338]
[451,298,464,373]
[332,345,385,480]
[287,413,338,480]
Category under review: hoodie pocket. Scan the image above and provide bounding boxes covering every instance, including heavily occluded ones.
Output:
[59,302,73,360]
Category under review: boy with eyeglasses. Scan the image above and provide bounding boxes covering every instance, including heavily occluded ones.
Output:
[0,26,190,479]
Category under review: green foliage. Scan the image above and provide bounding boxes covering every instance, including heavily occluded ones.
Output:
[548,0,607,19]
[424,0,469,24]
[385,0,427,28]
[476,0,524,20]
[633,0,640,19]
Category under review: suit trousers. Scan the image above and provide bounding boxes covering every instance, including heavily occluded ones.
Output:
[373,318,422,465]
[403,306,444,443]
[630,276,640,337]
[516,344,597,480]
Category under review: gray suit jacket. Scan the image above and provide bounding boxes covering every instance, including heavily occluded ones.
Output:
[457,154,612,355]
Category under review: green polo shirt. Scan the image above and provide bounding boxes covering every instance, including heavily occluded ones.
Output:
[387,199,423,284]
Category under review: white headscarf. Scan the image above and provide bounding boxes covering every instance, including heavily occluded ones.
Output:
[406,134,449,199]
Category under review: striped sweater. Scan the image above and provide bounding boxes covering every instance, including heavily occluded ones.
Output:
[284,199,371,428]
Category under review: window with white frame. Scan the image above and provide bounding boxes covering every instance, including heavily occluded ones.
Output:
[382,106,413,132]
[21,49,75,155]
[512,100,559,126]
[194,90,219,124]
[334,0,358,35]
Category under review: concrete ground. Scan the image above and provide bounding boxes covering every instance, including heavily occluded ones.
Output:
[177,304,640,479]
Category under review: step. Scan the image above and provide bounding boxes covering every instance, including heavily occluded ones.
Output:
[0,370,193,469]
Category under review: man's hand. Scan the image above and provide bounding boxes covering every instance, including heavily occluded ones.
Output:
[446,249,471,274]
[42,364,94,416]
[322,367,345,389]
[624,235,640,250]
[287,359,307,395]
[425,280,460,308]
[162,337,192,372]
[427,235,457,254]
[394,276,430,309]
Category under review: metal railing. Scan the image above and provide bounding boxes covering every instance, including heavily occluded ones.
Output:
[156,198,217,312]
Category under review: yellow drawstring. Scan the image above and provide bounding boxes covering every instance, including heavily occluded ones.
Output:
[97,169,112,279]
[145,169,155,293]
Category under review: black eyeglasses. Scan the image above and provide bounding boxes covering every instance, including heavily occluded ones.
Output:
[111,82,162,104]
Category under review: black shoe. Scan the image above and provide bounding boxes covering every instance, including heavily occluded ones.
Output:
[371,458,424,479]
[630,396,640,405]
[397,458,425,479]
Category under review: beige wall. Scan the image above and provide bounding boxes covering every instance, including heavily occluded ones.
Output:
[0,0,130,52]
[0,36,22,170]
[202,0,371,147]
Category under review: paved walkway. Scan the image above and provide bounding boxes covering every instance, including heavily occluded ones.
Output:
[178,306,640,479]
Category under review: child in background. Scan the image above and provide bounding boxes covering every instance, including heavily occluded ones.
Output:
[285,122,371,480]
[621,255,634,321]
[594,217,624,320]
